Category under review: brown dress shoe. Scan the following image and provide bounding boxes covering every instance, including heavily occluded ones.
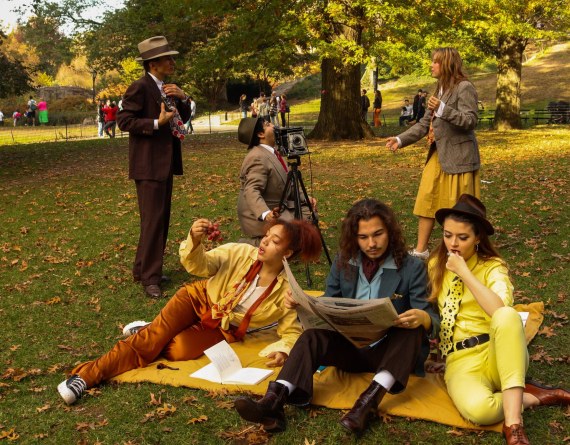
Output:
[339,381,386,434]
[525,380,570,406]
[143,284,162,298]
[502,423,530,444]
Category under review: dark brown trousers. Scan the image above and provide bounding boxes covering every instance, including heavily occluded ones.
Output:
[133,175,173,285]
[278,327,423,405]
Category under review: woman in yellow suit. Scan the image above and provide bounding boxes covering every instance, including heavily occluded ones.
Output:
[57,218,321,405]
[429,194,569,445]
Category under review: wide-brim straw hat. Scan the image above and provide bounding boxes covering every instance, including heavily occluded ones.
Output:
[136,36,179,62]
[238,117,261,148]
[435,194,495,235]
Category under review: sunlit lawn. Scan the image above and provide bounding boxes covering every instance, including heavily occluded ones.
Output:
[0,127,568,444]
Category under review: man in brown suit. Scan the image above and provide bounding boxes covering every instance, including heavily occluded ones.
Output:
[237,118,316,246]
[117,36,191,298]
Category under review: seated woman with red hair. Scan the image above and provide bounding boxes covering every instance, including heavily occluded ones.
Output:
[58,218,322,405]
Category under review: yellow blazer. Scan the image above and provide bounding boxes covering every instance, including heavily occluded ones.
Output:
[179,234,302,356]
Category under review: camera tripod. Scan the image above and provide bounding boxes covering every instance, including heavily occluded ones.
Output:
[277,155,332,287]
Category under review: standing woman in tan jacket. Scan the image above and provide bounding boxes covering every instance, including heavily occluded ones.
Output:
[386,48,480,260]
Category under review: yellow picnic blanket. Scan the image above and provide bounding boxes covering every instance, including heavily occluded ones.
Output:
[111,302,544,433]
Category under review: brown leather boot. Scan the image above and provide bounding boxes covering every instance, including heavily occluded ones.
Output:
[502,423,530,445]
[339,381,386,434]
[234,381,288,432]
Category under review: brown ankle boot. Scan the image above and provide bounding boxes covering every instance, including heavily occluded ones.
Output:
[340,381,386,434]
[502,423,530,444]
[234,381,288,432]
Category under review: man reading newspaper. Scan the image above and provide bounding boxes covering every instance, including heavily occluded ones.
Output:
[235,199,440,435]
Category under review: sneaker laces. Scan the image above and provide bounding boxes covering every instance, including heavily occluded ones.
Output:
[67,376,87,398]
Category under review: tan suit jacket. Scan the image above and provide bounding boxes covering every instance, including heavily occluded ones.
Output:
[398,80,480,174]
[237,145,291,237]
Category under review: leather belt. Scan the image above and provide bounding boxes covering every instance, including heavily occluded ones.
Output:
[454,334,490,352]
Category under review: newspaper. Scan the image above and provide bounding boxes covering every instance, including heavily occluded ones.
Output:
[283,260,399,348]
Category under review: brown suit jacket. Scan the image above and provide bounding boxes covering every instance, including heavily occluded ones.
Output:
[237,145,291,237]
[117,74,191,181]
[398,80,480,175]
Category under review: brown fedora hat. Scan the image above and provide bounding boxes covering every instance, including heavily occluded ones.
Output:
[136,36,179,62]
[238,117,262,148]
[435,194,495,235]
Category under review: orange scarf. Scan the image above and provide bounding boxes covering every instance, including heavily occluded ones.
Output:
[201,260,278,333]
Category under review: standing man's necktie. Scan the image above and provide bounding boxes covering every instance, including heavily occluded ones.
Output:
[162,88,188,141]
[439,275,463,357]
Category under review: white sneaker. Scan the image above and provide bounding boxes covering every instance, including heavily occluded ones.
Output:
[409,249,429,260]
[57,375,87,405]
[122,320,150,337]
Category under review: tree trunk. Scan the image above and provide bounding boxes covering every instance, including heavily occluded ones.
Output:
[309,58,374,140]
[494,36,525,130]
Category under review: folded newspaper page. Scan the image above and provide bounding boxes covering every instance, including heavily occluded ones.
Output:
[283,260,399,348]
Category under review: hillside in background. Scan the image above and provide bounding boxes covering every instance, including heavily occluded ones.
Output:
[288,42,570,118]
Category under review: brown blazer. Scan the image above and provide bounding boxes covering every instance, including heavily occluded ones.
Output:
[398,80,480,175]
[117,74,191,181]
[237,145,292,237]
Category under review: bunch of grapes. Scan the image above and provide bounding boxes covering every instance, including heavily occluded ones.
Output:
[207,222,223,242]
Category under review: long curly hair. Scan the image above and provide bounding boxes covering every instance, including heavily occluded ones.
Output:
[432,47,468,95]
[427,213,505,303]
[337,199,407,273]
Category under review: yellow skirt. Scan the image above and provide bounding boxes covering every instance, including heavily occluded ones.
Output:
[413,152,480,218]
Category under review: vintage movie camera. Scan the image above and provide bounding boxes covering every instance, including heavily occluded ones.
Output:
[274,127,309,157]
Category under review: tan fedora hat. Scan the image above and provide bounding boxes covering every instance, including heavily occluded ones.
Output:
[136,36,179,62]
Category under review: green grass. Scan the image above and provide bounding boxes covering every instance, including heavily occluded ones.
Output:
[0,127,569,444]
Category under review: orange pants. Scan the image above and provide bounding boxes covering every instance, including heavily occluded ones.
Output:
[71,280,227,387]
[373,108,382,127]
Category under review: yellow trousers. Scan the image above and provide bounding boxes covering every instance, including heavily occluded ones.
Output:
[444,306,528,425]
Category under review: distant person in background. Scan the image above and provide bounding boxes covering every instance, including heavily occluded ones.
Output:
[239,94,248,119]
[12,111,21,127]
[0,110,4,126]
[373,90,383,127]
[399,99,413,126]
[37,100,48,125]
[185,96,196,134]
[97,100,105,138]
[279,94,288,127]
[417,91,427,121]
[361,89,370,122]
[102,100,119,138]
[269,93,279,126]
[27,96,37,126]
[412,89,423,121]
[259,96,270,122]
[251,97,258,118]
[386,47,480,261]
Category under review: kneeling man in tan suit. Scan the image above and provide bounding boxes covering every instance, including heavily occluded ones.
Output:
[237,117,314,246]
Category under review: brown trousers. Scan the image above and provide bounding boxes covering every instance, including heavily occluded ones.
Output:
[133,175,173,285]
[278,327,423,405]
[71,280,229,388]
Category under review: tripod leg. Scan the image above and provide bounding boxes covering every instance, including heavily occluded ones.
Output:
[295,170,332,265]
